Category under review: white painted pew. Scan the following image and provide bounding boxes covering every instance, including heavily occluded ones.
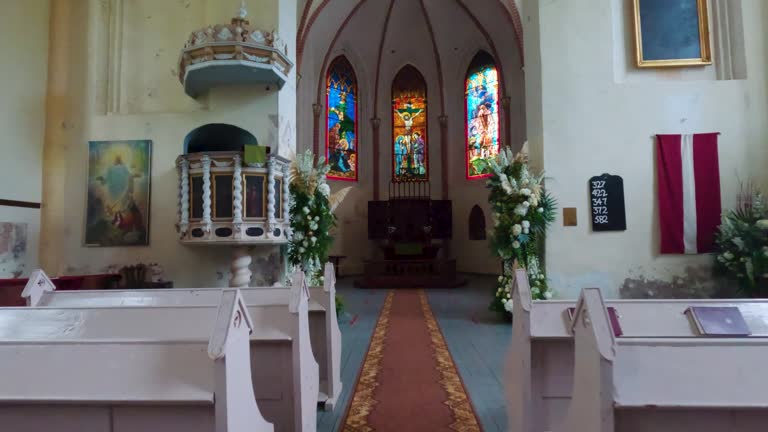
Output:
[19,270,319,432]
[559,288,768,432]
[506,268,768,432]
[24,264,343,409]
[0,289,274,432]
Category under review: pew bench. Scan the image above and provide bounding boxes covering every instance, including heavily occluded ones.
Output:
[18,270,319,432]
[23,263,342,410]
[560,288,768,432]
[506,268,768,432]
[0,289,273,432]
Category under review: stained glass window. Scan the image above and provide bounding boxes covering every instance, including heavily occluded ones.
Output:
[392,65,428,182]
[326,56,358,181]
[465,51,501,179]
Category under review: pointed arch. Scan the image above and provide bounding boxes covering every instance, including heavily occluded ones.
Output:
[465,51,501,179]
[326,55,359,181]
[392,65,428,183]
[469,205,487,240]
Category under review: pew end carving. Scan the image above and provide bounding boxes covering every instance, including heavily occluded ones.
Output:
[211,289,274,432]
[21,269,56,306]
[312,263,342,410]
[288,270,320,430]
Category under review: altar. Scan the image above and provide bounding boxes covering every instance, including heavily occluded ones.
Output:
[355,182,466,289]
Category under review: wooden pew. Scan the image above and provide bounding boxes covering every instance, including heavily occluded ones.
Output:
[559,287,768,432]
[24,263,343,410]
[506,268,768,432]
[20,270,319,432]
[0,289,273,432]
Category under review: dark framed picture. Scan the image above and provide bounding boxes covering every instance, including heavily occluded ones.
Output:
[85,140,152,247]
[633,0,711,68]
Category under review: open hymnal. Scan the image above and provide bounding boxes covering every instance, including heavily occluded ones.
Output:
[685,306,751,336]
[566,306,623,337]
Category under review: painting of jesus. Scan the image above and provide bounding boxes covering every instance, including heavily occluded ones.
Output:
[85,140,152,247]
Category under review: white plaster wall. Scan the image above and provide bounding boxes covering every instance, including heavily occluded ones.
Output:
[298,0,525,275]
[0,0,50,276]
[39,0,295,287]
[526,0,768,298]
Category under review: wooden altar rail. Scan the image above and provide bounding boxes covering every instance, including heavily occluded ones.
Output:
[357,259,465,289]
[507,268,768,432]
[365,259,455,276]
[388,180,430,200]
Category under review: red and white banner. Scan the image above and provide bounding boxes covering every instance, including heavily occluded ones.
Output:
[656,133,721,254]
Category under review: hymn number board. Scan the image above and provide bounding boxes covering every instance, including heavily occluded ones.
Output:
[589,174,626,232]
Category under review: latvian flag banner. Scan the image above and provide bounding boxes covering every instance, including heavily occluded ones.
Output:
[656,133,721,254]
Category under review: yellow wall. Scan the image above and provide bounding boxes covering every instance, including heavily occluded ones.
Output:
[0,0,50,276]
[39,0,295,286]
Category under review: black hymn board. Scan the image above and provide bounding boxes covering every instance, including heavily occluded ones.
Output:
[589,174,626,232]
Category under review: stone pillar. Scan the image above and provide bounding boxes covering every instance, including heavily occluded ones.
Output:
[439,115,449,200]
[502,96,512,150]
[229,246,252,288]
[371,117,381,200]
[312,103,322,158]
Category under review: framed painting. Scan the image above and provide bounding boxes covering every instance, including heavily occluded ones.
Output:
[85,140,152,247]
[633,0,711,68]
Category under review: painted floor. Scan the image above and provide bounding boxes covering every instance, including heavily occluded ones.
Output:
[317,274,511,432]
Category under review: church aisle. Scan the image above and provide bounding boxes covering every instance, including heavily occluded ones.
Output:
[318,276,510,432]
[427,276,514,431]
[340,289,481,431]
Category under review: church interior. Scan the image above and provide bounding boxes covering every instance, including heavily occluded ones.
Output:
[1,0,767,431]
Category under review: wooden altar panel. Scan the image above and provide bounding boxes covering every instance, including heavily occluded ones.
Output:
[430,200,452,239]
[389,199,430,242]
[367,201,389,240]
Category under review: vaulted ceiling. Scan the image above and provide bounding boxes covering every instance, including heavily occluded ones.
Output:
[296,0,525,110]
[297,0,523,70]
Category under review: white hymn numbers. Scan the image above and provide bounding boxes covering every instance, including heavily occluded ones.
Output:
[591,179,609,226]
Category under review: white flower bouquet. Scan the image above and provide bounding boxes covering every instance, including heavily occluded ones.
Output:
[487,147,557,316]
[714,185,768,297]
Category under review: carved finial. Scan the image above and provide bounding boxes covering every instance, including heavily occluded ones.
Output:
[238,0,248,19]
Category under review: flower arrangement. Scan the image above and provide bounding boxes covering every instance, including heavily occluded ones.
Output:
[287,150,351,286]
[714,185,768,297]
[487,147,556,316]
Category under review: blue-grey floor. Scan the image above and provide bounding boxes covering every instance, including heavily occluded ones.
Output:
[317,274,511,432]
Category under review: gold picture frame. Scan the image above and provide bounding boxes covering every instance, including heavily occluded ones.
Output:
[633,0,712,68]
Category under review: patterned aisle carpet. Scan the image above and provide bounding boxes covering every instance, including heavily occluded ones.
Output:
[340,290,482,432]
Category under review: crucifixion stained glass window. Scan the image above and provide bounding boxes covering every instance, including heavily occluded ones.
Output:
[392,65,428,182]
[465,51,501,179]
[326,56,358,181]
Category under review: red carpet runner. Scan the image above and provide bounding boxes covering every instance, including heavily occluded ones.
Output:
[341,290,482,431]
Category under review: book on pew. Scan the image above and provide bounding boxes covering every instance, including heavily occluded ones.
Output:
[566,307,624,337]
[685,306,751,336]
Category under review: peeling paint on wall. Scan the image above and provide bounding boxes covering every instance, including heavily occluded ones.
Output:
[0,223,27,278]
[620,265,740,299]
[250,247,283,286]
